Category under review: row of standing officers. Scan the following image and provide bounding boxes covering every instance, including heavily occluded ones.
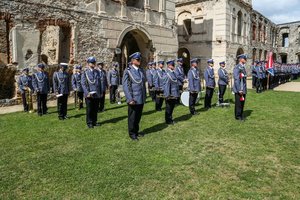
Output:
[18,52,248,140]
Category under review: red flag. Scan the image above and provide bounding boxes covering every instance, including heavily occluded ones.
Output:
[266,52,273,69]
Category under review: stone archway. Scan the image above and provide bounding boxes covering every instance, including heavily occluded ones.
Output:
[115,26,154,77]
[178,48,190,75]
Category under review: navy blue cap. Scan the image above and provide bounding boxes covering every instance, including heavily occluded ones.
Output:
[129,52,141,60]
[74,65,82,70]
[177,58,183,62]
[190,58,198,64]
[237,54,247,60]
[158,60,165,65]
[37,63,45,68]
[167,60,175,66]
[87,56,97,63]
[22,67,29,72]
[97,61,104,65]
[151,62,157,66]
[113,62,119,67]
[148,62,152,66]
[207,59,214,64]
[219,61,225,65]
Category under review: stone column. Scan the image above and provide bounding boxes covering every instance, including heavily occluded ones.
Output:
[120,0,127,19]
[98,0,106,15]
[144,0,151,23]
[159,0,165,26]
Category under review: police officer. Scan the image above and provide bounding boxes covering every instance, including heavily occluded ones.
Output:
[81,57,102,128]
[153,60,166,111]
[218,61,229,104]
[53,63,70,120]
[255,61,263,93]
[164,60,180,125]
[122,52,147,141]
[146,62,155,101]
[251,61,258,89]
[188,58,201,115]
[233,54,247,121]
[204,59,216,109]
[108,63,120,104]
[72,65,84,109]
[96,62,108,112]
[18,68,34,112]
[32,63,50,116]
[175,58,185,93]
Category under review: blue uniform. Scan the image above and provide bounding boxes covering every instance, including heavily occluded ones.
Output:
[18,74,34,94]
[187,67,201,92]
[233,63,247,120]
[122,65,147,105]
[81,68,103,99]
[218,68,228,86]
[175,64,185,86]
[233,64,247,94]
[53,71,70,95]
[164,69,180,124]
[32,71,50,115]
[72,72,84,109]
[53,70,70,119]
[164,69,180,98]
[72,73,83,92]
[32,71,50,94]
[153,69,166,91]
[204,66,216,88]
[146,69,154,86]
[98,68,108,111]
[108,69,120,86]
[187,67,201,114]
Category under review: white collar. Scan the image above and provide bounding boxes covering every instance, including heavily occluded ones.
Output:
[132,65,139,70]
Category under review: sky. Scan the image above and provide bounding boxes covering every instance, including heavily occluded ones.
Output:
[252,0,300,24]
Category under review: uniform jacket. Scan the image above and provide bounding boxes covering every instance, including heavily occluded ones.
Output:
[218,68,229,86]
[53,71,70,95]
[233,64,247,94]
[122,65,147,105]
[32,71,50,94]
[255,66,263,79]
[188,67,201,92]
[174,65,185,86]
[71,73,84,92]
[146,69,154,86]
[164,69,180,98]
[153,69,166,90]
[81,68,103,98]
[98,69,108,93]
[204,66,216,88]
[18,74,34,94]
[108,69,120,86]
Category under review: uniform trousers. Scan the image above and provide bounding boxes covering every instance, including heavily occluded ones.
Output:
[218,84,227,103]
[165,98,176,123]
[128,104,144,138]
[57,94,68,118]
[189,92,198,114]
[235,93,246,119]
[205,87,214,108]
[86,97,100,126]
[37,93,48,115]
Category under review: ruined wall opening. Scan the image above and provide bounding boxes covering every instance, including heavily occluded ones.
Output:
[282,33,289,47]
[259,49,262,60]
[237,11,243,36]
[252,23,256,40]
[150,0,159,11]
[127,0,144,9]
[116,28,153,78]
[37,19,72,65]
[177,11,192,41]
[280,54,287,64]
[252,48,256,64]
[0,12,11,65]
[178,48,190,75]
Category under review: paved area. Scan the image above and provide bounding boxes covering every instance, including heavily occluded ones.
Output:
[274,82,300,92]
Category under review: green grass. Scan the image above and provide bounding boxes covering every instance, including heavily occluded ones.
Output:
[0,90,300,199]
[292,78,300,82]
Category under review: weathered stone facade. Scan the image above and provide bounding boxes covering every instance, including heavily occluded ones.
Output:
[0,0,178,99]
[277,21,300,64]
[176,0,278,73]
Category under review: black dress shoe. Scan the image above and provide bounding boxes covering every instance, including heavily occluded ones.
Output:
[130,136,139,141]
[166,121,175,125]
[191,112,199,115]
[87,124,94,129]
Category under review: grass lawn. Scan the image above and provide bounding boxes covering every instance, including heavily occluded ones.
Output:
[0,90,299,199]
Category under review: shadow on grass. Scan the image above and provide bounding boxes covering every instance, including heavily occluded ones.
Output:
[173,113,192,122]
[101,115,128,124]
[143,123,168,135]
[69,113,85,119]
[244,110,253,118]
[105,104,128,111]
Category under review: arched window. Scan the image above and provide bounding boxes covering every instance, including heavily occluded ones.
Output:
[237,11,243,36]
